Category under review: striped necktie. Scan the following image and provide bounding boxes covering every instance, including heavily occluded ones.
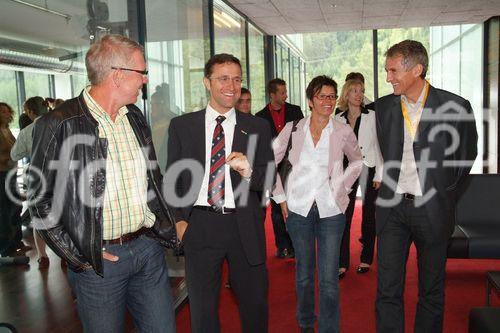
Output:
[208,115,226,207]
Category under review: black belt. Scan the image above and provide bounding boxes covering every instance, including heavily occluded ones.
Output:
[194,205,236,215]
[402,193,416,201]
[103,227,149,245]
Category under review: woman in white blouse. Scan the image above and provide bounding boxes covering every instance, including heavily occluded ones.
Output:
[335,79,383,278]
[273,75,362,333]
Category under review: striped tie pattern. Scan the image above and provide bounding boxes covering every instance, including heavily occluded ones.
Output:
[208,115,226,207]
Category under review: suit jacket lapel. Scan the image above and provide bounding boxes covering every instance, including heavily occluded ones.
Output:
[232,112,247,154]
[415,84,438,142]
[284,103,293,122]
[192,109,206,168]
[390,98,404,159]
[230,112,249,188]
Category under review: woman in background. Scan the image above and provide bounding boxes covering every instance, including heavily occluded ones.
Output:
[0,102,24,257]
[11,96,49,268]
[273,76,362,333]
[335,79,383,279]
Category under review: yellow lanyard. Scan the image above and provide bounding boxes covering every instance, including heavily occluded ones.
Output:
[400,82,430,140]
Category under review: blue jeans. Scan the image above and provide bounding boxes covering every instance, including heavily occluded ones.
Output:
[67,235,175,333]
[287,206,345,333]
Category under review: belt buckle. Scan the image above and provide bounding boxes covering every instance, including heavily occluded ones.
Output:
[403,193,415,201]
[215,206,230,214]
[212,205,223,214]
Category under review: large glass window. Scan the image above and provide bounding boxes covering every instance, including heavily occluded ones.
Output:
[281,44,290,86]
[213,0,247,76]
[0,69,20,129]
[377,27,430,97]
[290,55,301,105]
[428,24,484,172]
[0,0,139,129]
[302,30,374,101]
[54,74,73,100]
[248,24,266,113]
[145,0,210,171]
[274,37,307,111]
[24,71,50,100]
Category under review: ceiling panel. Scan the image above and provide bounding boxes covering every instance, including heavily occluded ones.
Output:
[228,0,500,34]
[236,2,281,17]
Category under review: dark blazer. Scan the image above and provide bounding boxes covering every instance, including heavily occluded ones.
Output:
[374,84,478,237]
[166,109,275,265]
[255,102,304,138]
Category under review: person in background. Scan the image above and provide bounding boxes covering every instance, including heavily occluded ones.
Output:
[11,97,48,161]
[375,40,478,333]
[343,72,373,108]
[18,113,33,130]
[236,87,252,114]
[335,79,383,279]
[256,78,303,259]
[53,99,65,108]
[45,98,65,111]
[272,75,362,333]
[0,102,29,257]
[10,96,49,269]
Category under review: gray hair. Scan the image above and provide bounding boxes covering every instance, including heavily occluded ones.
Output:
[385,40,428,79]
[85,34,144,85]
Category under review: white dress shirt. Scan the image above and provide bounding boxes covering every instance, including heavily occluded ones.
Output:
[286,117,341,218]
[10,120,35,161]
[194,104,237,208]
[396,82,429,196]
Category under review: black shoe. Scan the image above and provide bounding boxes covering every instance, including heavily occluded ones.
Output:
[276,248,288,258]
[286,248,295,258]
[300,327,314,333]
[356,265,370,274]
[339,269,346,279]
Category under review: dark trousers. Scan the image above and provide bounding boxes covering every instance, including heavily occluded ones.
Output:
[376,199,448,333]
[270,200,293,251]
[0,170,22,256]
[183,208,268,333]
[339,166,377,269]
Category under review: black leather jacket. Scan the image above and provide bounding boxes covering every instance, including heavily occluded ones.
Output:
[28,92,177,275]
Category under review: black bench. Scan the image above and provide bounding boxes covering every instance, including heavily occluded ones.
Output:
[469,307,500,333]
[447,174,500,259]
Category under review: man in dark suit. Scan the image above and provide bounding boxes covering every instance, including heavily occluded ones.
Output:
[374,40,478,333]
[166,53,275,333]
[256,78,303,258]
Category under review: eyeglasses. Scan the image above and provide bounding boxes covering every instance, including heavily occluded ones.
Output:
[209,76,244,85]
[314,94,337,101]
[111,66,149,75]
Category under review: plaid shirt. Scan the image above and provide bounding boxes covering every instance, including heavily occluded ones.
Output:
[83,88,155,240]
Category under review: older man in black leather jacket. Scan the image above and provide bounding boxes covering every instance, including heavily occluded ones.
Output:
[27,35,177,333]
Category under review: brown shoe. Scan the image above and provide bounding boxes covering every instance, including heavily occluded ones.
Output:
[14,242,32,253]
[37,256,50,269]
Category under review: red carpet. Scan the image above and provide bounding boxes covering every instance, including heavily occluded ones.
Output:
[176,203,500,332]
